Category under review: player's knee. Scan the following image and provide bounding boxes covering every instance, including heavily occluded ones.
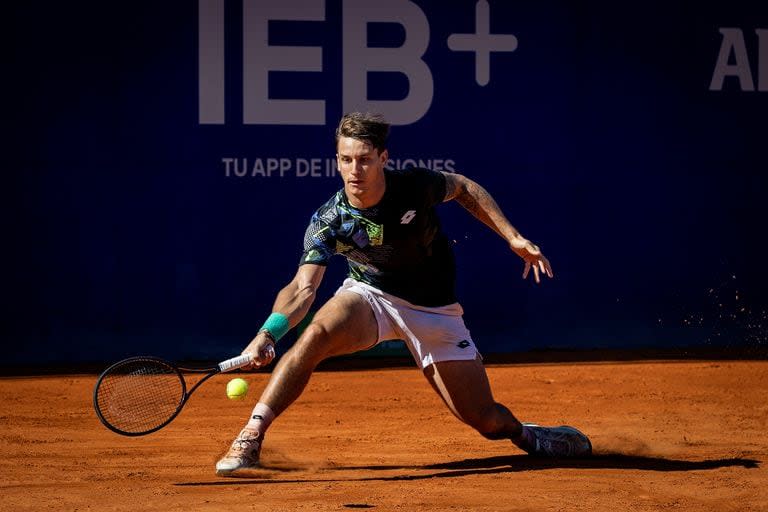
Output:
[291,323,331,363]
[299,322,327,342]
[473,418,504,439]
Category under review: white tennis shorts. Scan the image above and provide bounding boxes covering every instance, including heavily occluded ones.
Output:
[335,278,479,369]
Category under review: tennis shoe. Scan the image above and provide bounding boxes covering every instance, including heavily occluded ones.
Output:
[215,428,262,476]
[520,423,592,457]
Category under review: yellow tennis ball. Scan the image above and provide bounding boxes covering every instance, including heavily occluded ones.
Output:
[226,378,248,400]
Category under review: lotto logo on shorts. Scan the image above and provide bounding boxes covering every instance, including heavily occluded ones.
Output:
[400,210,417,224]
[457,340,470,349]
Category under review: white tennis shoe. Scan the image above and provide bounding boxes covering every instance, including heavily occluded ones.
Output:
[215,428,262,476]
[520,423,592,457]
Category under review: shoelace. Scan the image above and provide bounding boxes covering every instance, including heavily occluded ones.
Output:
[232,432,260,452]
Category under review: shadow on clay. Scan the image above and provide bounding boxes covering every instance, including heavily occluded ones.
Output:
[176,453,759,486]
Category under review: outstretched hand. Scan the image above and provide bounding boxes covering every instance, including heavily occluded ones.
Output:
[240,332,277,369]
[510,238,554,284]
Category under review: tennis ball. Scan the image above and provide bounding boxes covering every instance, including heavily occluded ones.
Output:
[226,378,248,400]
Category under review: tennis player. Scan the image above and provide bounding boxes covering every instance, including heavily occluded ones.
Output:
[216,113,591,475]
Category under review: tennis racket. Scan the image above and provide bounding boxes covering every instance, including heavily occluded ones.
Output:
[93,354,253,436]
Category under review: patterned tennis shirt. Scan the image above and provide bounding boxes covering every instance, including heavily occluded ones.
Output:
[300,167,457,307]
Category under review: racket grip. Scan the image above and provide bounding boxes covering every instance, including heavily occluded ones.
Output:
[218,354,253,372]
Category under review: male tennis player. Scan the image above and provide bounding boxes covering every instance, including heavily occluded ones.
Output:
[216,113,591,475]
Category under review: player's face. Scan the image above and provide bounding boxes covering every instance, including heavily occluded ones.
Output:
[336,136,388,200]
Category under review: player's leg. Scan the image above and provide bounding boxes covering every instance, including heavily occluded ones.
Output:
[216,291,377,475]
[258,290,378,416]
[423,357,524,440]
[424,357,592,457]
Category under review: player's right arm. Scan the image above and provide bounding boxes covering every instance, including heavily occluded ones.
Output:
[242,201,338,368]
[240,264,326,368]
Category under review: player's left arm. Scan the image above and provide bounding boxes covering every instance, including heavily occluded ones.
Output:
[442,171,554,283]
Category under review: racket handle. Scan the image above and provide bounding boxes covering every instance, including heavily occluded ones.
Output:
[218,354,253,372]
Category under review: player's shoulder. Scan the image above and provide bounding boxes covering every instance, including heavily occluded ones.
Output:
[309,189,345,226]
[386,166,446,188]
[387,166,443,179]
[386,167,447,203]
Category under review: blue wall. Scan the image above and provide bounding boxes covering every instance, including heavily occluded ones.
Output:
[6,1,768,364]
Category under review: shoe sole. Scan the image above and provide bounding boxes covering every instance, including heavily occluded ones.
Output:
[215,459,260,477]
[215,464,260,477]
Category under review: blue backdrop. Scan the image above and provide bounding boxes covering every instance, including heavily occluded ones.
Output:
[6,1,768,364]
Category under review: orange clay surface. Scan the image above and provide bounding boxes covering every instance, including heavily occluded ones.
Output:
[1,360,766,512]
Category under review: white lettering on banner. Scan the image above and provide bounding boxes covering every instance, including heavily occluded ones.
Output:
[222,157,294,177]
[199,0,519,125]
[447,0,518,86]
[710,28,768,92]
[343,0,433,125]
[296,158,324,177]
[386,158,457,172]
[198,0,225,124]
[243,0,325,124]
[222,157,457,177]
[760,29,768,92]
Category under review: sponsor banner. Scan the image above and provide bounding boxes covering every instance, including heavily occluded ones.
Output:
[6,1,768,363]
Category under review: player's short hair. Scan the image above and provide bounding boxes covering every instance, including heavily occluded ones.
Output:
[335,112,390,154]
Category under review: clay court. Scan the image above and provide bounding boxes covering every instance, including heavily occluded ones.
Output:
[1,359,765,511]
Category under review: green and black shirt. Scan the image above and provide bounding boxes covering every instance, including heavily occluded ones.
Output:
[300,167,456,307]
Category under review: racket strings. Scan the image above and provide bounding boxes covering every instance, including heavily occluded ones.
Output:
[95,360,185,434]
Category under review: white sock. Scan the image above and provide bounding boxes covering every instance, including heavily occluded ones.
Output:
[244,403,275,435]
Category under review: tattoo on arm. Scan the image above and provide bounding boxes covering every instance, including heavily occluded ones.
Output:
[442,172,461,202]
[453,176,517,241]
[441,172,492,217]
[455,181,491,219]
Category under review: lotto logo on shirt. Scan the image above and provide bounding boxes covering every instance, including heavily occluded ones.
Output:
[400,211,417,224]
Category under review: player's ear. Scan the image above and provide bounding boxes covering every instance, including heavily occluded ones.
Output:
[379,149,388,165]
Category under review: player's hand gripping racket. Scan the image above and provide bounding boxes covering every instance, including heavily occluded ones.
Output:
[93,354,252,436]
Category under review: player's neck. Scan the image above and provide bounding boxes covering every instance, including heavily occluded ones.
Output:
[345,180,386,209]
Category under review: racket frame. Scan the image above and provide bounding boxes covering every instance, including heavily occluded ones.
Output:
[93,356,224,436]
